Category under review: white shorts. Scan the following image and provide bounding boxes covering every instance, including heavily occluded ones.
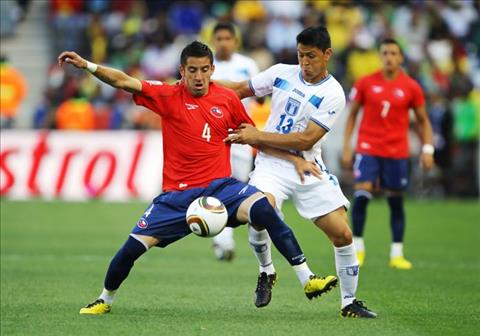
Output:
[249,155,350,220]
[230,144,254,183]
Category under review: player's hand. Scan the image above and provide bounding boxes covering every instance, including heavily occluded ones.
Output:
[292,157,322,184]
[341,148,354,169]
[57,51,88,69]
[224,123,259,145]
[420,153,434,171]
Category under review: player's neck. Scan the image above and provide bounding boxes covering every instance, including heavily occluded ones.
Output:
[215,53,233,62]
[382,68,401,80]
[304,70,329,84]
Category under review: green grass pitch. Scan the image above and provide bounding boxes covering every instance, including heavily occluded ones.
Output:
[1,199,479,335]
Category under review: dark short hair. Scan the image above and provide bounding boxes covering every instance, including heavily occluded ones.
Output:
[296,26,331,52]
[379,38,403,56]
[180,41,214,66]
[213,22,236,37]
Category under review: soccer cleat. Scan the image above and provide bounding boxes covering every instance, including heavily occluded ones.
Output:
[389,256,413,270]
[341,299,377,318]
[356,251,365,266]
[79,299,111,315]
[304,275,338,300]
[254,272,277,308]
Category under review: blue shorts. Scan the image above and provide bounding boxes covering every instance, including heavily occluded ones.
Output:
[131,177,260,247]
[353,154,409,190]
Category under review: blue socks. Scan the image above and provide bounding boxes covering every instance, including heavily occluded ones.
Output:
[387,195,405,243]
[351,190,371,237]
[104,236,147,291]
[249,197,306,266]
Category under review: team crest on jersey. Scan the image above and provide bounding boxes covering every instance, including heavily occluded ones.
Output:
[137,218,148,229]
[210,107,223,118]
[394,88,405,97]
[285,97,300,116]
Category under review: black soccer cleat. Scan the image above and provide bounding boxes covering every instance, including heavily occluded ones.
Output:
[341,299,377,318]
[254,272,277,308]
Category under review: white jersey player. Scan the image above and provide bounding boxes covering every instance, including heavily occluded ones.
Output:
[210,22,259,262]
[222,26,377,318]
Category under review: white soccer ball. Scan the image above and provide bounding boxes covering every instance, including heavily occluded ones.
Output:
[186,196,228,237]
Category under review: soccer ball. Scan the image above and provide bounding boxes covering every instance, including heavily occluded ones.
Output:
[186,196,228,237]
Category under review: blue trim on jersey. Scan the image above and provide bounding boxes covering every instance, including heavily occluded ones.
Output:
[308,95,324,108]
[273,77,292,91]
[299,72,332,86]
[248,80,256,95]
[310,118,330,131]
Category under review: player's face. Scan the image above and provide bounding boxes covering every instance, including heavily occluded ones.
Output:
[380,43,403,73]
[297,43,332,83]
[213,29,236,60]
[180,56,215,97]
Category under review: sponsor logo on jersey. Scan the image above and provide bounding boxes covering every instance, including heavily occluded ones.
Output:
[328,110,336,115]
[285,97,300,116]
[210,107,223,118]
[372,85,383,93]
[292,88,305,97]
[179,183,188,188]
[137,218,148,229]
[185,103,199,110]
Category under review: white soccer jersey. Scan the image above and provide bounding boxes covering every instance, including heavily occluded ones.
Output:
[212,53,259,82]
[248,63,349,219]
[249,63,346,162]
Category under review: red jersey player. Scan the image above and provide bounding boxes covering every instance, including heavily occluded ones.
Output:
[58,41,337,314]
[342,38,434,270]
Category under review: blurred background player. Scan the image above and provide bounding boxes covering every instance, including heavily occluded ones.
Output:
[0,55,27,128]
[223,26,376,318]
[210,21,259,262]
[58,41,337,314]
[341,38,434,270]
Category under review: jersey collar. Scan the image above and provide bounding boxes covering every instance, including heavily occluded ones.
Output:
[299,71,332,86]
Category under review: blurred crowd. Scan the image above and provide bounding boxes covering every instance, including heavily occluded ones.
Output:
[1,0,479,197]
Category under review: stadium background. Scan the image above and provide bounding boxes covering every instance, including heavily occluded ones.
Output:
[1,1,479,335]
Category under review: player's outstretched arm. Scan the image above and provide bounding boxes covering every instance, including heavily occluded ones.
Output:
[341,101,361,169]
[214,80,254,99]
[57,51,142,94]
[226,121,327,151]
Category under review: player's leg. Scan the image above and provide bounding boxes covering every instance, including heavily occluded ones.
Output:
[79,234,158,315]
[236,192,338,305]
[211,144,254,261]
[80,196,193,314]
[247,192,278,307]
[383,158,412,269]
[351,154,379,266]
[313,208,376,318]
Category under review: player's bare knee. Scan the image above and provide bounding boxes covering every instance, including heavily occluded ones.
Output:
[264,192,276,208]
[130,234,158,249]
[355,182,374,193]
[236,192,266,224]
[331,228,352,247]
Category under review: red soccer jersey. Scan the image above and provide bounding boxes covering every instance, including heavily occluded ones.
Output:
[350,70,425,159]
[133,80,254,191]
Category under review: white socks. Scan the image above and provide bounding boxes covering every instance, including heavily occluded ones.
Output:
[248,225,275,275]
[248,225,315,286]
[353,236,364,253]
[212,227,235,259]
[292,262,314,286]
[390,242,404,258]
[334,243,359,308]
[99,288,116,305]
